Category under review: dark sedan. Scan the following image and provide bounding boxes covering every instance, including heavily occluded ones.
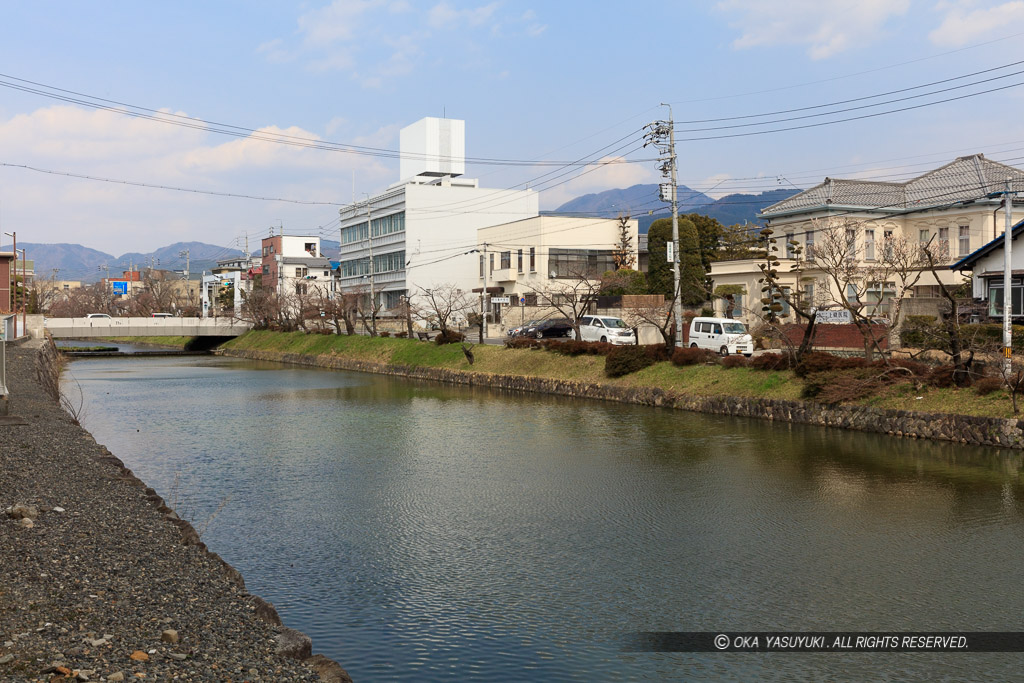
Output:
[526,318,574,339]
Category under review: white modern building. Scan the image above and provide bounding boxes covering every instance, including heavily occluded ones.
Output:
[336,117,539,310]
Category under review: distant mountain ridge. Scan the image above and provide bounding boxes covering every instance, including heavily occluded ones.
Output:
[20,241,244,283]
[552,185,802,232]
[22,238,343,283]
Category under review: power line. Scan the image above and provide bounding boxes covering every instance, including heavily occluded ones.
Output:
[676,79,1024,142]
[0,72,656,168]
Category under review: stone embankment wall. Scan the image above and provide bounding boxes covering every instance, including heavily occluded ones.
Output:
[221,347,1024,450]
[0,341,351,682]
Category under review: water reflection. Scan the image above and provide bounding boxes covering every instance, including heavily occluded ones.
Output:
[65,356,1024,681]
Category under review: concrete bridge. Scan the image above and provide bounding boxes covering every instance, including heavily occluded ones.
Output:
[44,317,252,339]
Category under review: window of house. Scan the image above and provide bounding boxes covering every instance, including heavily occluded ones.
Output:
[480,254,484,277]
[529,247,536,272]
[304,243,316,254]
[489,253,495,274]
[524,293,537,306]
[989,280,1024,317]
[938,227,949,258]
[500,251,511,269]
[296,283,307,295]
[805,230,815,259]
[802,282,814,308]
[864,229,875,260]
[517,249,523,273]
[845,229,856,260]
[262,246,269,257]
[785,233,795,259]
[296,267,308,278]
[865,281,895,316]
[959,226,970,256]
[919,229,931,245]
[883,230,894,260]
[846,283,859,305]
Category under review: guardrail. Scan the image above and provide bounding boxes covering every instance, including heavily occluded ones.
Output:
[44,317,252,338]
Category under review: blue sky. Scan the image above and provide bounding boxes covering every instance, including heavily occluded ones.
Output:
[2,0,1024,264]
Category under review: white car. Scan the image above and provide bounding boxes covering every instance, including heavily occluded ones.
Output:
[86,313,112,319]
[688,316,753,356]
[579,316,636,345]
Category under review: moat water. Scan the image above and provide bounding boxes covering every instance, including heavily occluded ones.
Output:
[65,353,1024,681]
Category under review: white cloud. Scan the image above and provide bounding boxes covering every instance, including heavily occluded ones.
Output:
[929,1,1024,46]
[427,1,499,29]
[0,105,396,255]
[297,0,384,47]
[265,2,542,86]
[717,0,911,59]
[541,156,657,208]
[700,173,734,200]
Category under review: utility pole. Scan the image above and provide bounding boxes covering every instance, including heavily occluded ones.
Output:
[480,242,488,342]
[179,249,190,281]
[644,104,683,346]
[1004,178,1015,375]
[364,194,377,336]
[98,264,109,311]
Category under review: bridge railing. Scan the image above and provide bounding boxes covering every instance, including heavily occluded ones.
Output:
[44,317,252,338]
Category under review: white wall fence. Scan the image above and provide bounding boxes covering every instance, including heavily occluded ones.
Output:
[45,317,252,338]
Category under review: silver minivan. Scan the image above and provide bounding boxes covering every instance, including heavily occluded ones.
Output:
[579,316,636,345]
[688,317,753,356]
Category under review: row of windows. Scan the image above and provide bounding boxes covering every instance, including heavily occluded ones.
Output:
[547,249,617,278]
[339,250,406,277]
[340,211,406,244]
[481,248,538,276]
[782,226,971,261]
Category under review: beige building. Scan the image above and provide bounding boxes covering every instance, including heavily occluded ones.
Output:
[476,215,638,329]
[709,154,1024,326]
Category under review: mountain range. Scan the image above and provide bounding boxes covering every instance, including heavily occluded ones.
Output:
[22,239,341,283]
[20,184,799,281]
[552,184,801,232]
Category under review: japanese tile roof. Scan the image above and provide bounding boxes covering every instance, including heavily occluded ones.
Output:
[763,154,1024,217]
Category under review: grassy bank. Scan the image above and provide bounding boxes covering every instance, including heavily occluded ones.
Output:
[222,331,1024,419]
[97,336,193,348]
[222,331,808,400]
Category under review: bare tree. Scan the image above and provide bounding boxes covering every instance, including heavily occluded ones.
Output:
[811,217,932,361]
[525,264,604,340]
[621,293,676,349]
[416,284,474,339]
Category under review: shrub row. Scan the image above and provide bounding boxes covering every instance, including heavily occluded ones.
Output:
[605,345,661,378]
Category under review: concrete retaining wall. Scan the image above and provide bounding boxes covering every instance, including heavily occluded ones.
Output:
[219,347,1024,450]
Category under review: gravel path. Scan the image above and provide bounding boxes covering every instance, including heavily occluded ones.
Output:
[0,341,350,682]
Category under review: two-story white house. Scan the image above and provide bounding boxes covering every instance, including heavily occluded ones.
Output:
[709,154,1024,326]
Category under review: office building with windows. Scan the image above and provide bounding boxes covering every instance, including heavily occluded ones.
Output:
[336,117,538,311]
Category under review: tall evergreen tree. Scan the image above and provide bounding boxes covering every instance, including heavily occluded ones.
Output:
[646,219,673,297]
[678,218,707,306]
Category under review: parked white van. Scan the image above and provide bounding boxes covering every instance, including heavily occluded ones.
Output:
[579,316,636,345]
[688,317,753,356]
